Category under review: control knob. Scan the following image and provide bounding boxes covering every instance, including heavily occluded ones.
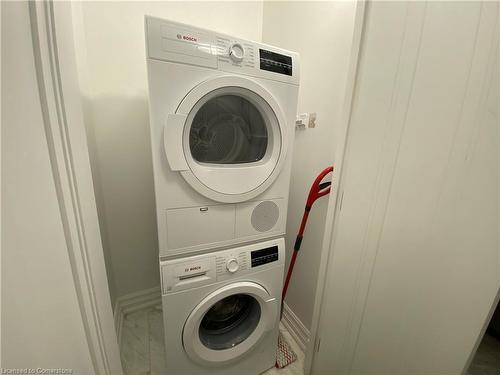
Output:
[228,43,244,63]
[226,258,239,273]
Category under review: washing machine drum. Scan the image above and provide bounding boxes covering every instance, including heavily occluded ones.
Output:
[182,282,278,365]
[164,76,288,203]
[198,294,261,350]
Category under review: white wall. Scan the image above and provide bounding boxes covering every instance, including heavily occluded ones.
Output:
[1,2,94,372]
[71,1,264,303]
[262,1,358,329]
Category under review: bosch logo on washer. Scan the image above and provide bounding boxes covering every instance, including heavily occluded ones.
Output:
[181,264,203,275]
[174,257,214,280]
[184,265,201,272]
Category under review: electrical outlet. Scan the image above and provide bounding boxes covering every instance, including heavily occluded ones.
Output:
[309,112,317,128]
[295,113,309,130]
[296,113,317,130]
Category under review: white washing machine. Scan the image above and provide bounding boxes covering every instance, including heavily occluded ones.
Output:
[145,17,300,258]
[161,238,284,374]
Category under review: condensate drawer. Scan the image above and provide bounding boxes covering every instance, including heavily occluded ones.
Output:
[166,204,235,250]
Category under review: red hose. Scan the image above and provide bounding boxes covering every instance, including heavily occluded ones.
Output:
[281,166,334,302]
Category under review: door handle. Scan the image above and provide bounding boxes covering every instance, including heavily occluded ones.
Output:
[164,114,189,171]
[264,297,278,331]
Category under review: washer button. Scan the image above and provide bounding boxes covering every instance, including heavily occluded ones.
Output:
[226,258,239,273]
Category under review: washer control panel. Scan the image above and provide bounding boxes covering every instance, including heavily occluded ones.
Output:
[226,258,239,273]
[160,238,285,294]
[250,245,279,267]
[216,251,249,279]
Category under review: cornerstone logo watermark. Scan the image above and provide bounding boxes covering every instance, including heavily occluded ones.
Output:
[1,369,73,374]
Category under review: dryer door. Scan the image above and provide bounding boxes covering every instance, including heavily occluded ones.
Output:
[164,76,287,203]
[182,281,278,366]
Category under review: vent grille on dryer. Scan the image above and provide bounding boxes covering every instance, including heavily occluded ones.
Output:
[251,201,279,232]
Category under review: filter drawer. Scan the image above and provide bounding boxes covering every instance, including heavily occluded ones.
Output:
[166,205,235,249]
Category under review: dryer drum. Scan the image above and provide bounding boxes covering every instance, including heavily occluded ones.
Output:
[189,94,268,164]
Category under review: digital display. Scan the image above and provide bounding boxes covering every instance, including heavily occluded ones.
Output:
[259,49,292,76]
[251,246,279,267]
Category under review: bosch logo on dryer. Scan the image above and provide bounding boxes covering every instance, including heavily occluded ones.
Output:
[176,33,197,42]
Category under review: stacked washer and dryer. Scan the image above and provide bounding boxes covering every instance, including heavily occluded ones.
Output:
[145,16,300,375]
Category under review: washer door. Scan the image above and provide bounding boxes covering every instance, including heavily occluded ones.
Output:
[182,282,278,366]
[164,76,287,203]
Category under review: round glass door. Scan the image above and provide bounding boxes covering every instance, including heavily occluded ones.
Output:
[199,294,261,350]
[167,76,288,203]
[182,282,277,365]
[189,95,269,165]
[185,87,279,170]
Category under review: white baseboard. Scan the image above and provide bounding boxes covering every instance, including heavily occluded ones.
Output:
[282,302,310,352]
[114,286,162,348]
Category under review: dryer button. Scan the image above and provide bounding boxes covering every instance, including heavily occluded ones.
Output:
[229,43,244,62]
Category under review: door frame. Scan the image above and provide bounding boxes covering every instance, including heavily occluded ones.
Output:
[306,2,500,374]
[304,2,367,374]
[28,2,122,374]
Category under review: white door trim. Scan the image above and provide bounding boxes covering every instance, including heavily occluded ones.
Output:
[29,2,122,374]
[304,2,367,374]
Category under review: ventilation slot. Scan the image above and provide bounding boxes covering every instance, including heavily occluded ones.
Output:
[251,201,279,232]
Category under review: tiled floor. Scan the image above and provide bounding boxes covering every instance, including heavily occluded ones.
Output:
[120,304,499,375]
[467,334,500,375]
[119,304,305,375]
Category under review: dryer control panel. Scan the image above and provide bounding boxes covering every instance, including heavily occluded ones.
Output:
[216,37,256,69]
[259,50,293,76]
[145,16,299,85]
[160,238,285,294]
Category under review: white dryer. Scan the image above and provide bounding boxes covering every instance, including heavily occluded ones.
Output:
[161,238,284,374]
[145,17,300,257]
